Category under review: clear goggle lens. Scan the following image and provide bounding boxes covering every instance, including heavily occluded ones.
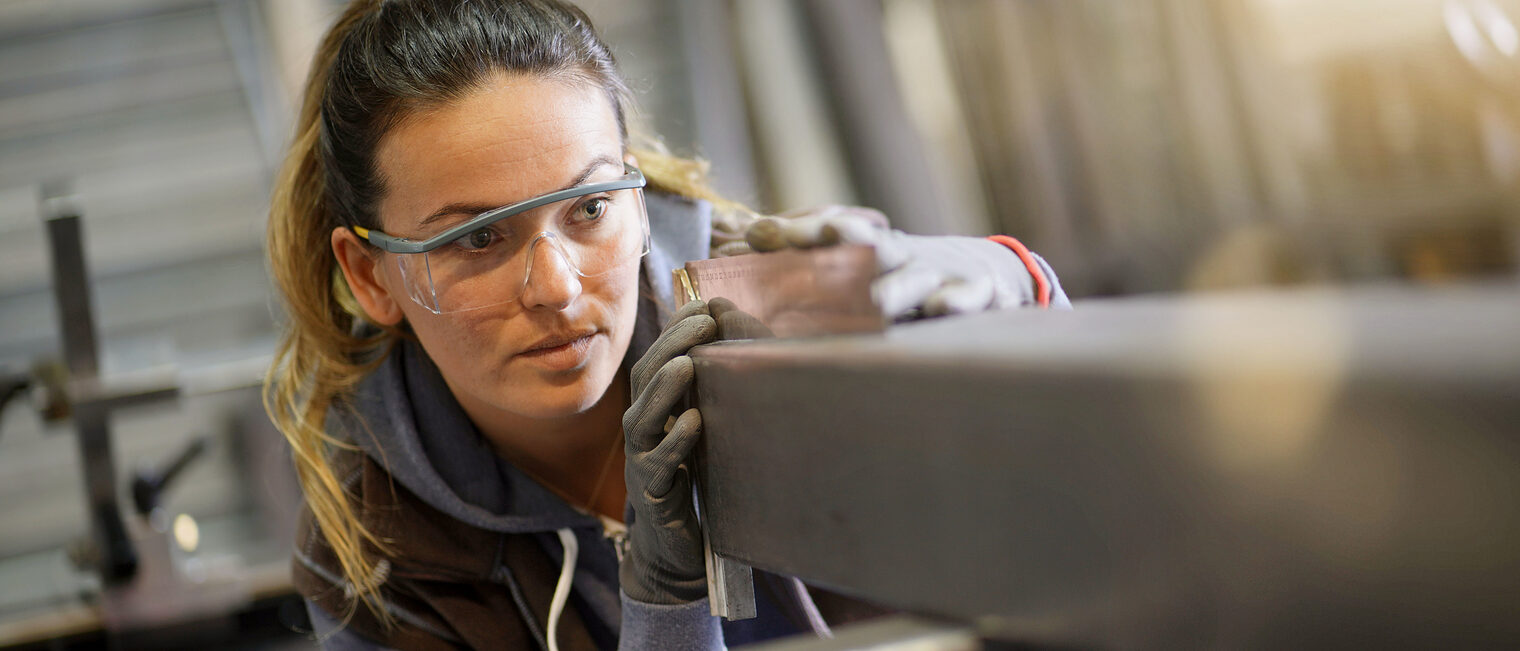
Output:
[393,187,650,314]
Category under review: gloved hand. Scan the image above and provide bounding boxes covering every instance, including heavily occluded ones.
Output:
[620,299,717,604]
[707,297,775,341]
[745,206,1061,320]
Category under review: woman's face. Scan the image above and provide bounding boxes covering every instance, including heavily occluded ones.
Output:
[360,73,639,423]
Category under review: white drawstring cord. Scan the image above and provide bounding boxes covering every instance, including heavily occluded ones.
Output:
[548,528,579,651]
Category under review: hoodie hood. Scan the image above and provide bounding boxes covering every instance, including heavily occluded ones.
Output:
[335,192,713,535]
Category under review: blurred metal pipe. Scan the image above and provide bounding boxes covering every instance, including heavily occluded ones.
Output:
[1154,0,1262,228]
[731,0,857,212]
[676,0,759,204]
[799,0,954,235]
[259,0,327,102]
[215,0,287,175]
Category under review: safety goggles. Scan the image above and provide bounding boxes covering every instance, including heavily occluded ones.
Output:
[353,163,650,314]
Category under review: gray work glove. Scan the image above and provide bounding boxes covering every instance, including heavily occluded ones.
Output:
[620,299,717,604]
[745,206,1060,320]
[707,297,775,341]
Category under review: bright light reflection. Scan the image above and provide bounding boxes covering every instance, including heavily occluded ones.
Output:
[1475,0,1520,56]
[173,513,200,553]
[1447,1,1488,62]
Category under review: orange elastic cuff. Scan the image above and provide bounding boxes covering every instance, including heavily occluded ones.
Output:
[987,235,1050,308]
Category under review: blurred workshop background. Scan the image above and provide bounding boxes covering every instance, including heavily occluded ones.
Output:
[0,0,1516,648]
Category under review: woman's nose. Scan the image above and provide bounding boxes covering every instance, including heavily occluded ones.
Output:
[519,234,582,311]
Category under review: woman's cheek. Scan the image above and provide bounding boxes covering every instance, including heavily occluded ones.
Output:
[605,268,642,363]
[413,311,507,379]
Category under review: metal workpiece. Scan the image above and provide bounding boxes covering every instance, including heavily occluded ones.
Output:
[690,286,1520,649]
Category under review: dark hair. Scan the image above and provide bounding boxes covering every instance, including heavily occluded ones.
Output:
[320,0,631,229]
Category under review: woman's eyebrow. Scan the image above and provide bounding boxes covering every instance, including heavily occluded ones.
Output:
[416,155,622,229]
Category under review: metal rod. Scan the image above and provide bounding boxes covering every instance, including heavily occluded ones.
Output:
[42,189,138,584]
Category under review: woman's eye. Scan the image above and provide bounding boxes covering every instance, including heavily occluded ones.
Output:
[578,197,609,222]
[457,229,496,250]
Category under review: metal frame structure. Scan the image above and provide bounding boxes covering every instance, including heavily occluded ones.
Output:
[41,191,142,585]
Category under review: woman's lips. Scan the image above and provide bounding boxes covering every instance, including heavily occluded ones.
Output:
[516,333,597,371]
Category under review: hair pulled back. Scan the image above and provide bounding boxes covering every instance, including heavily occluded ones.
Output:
[264,0,724,623]
[319,0,630,230]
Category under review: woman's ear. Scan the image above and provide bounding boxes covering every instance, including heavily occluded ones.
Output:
[331,227,405,326]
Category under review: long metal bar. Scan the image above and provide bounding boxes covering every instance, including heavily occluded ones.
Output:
[800,0,953,236]
[42,193,137,584]
[674,0,759,203]
[214,0,290,174]
[692,287,1520,648]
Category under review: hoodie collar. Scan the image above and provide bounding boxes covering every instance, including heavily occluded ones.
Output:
[339,339,596,533]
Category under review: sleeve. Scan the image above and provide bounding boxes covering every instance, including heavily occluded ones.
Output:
[1028,250,1072,309]
[985,234,1072,309]
[305,599,398,651]
[617,591,725,651]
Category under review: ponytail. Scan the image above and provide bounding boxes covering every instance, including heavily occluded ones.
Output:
[263,1,397,624]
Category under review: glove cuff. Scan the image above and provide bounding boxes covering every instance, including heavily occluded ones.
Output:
[987,235,1051,308]
[620,547,709,604]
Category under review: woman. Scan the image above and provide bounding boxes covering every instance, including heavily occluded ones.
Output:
[265,1,1068,649]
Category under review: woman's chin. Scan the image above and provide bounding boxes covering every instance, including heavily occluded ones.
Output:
[500,371,613,419]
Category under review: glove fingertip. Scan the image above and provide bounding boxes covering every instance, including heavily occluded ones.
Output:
[925,277,995,317]
[873,266,941,321]
[781,215,830,248]
[715,241,754,257]
[668,299,710,328]
[682,314,719,348]
[646,411,702,497]
[673,406,702,435]
[668,353,696,380]
[707,296,738,315]
[718,311,775,341]
[636,311,717,393]
[746,217,787,252]
[818,213,881,245]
